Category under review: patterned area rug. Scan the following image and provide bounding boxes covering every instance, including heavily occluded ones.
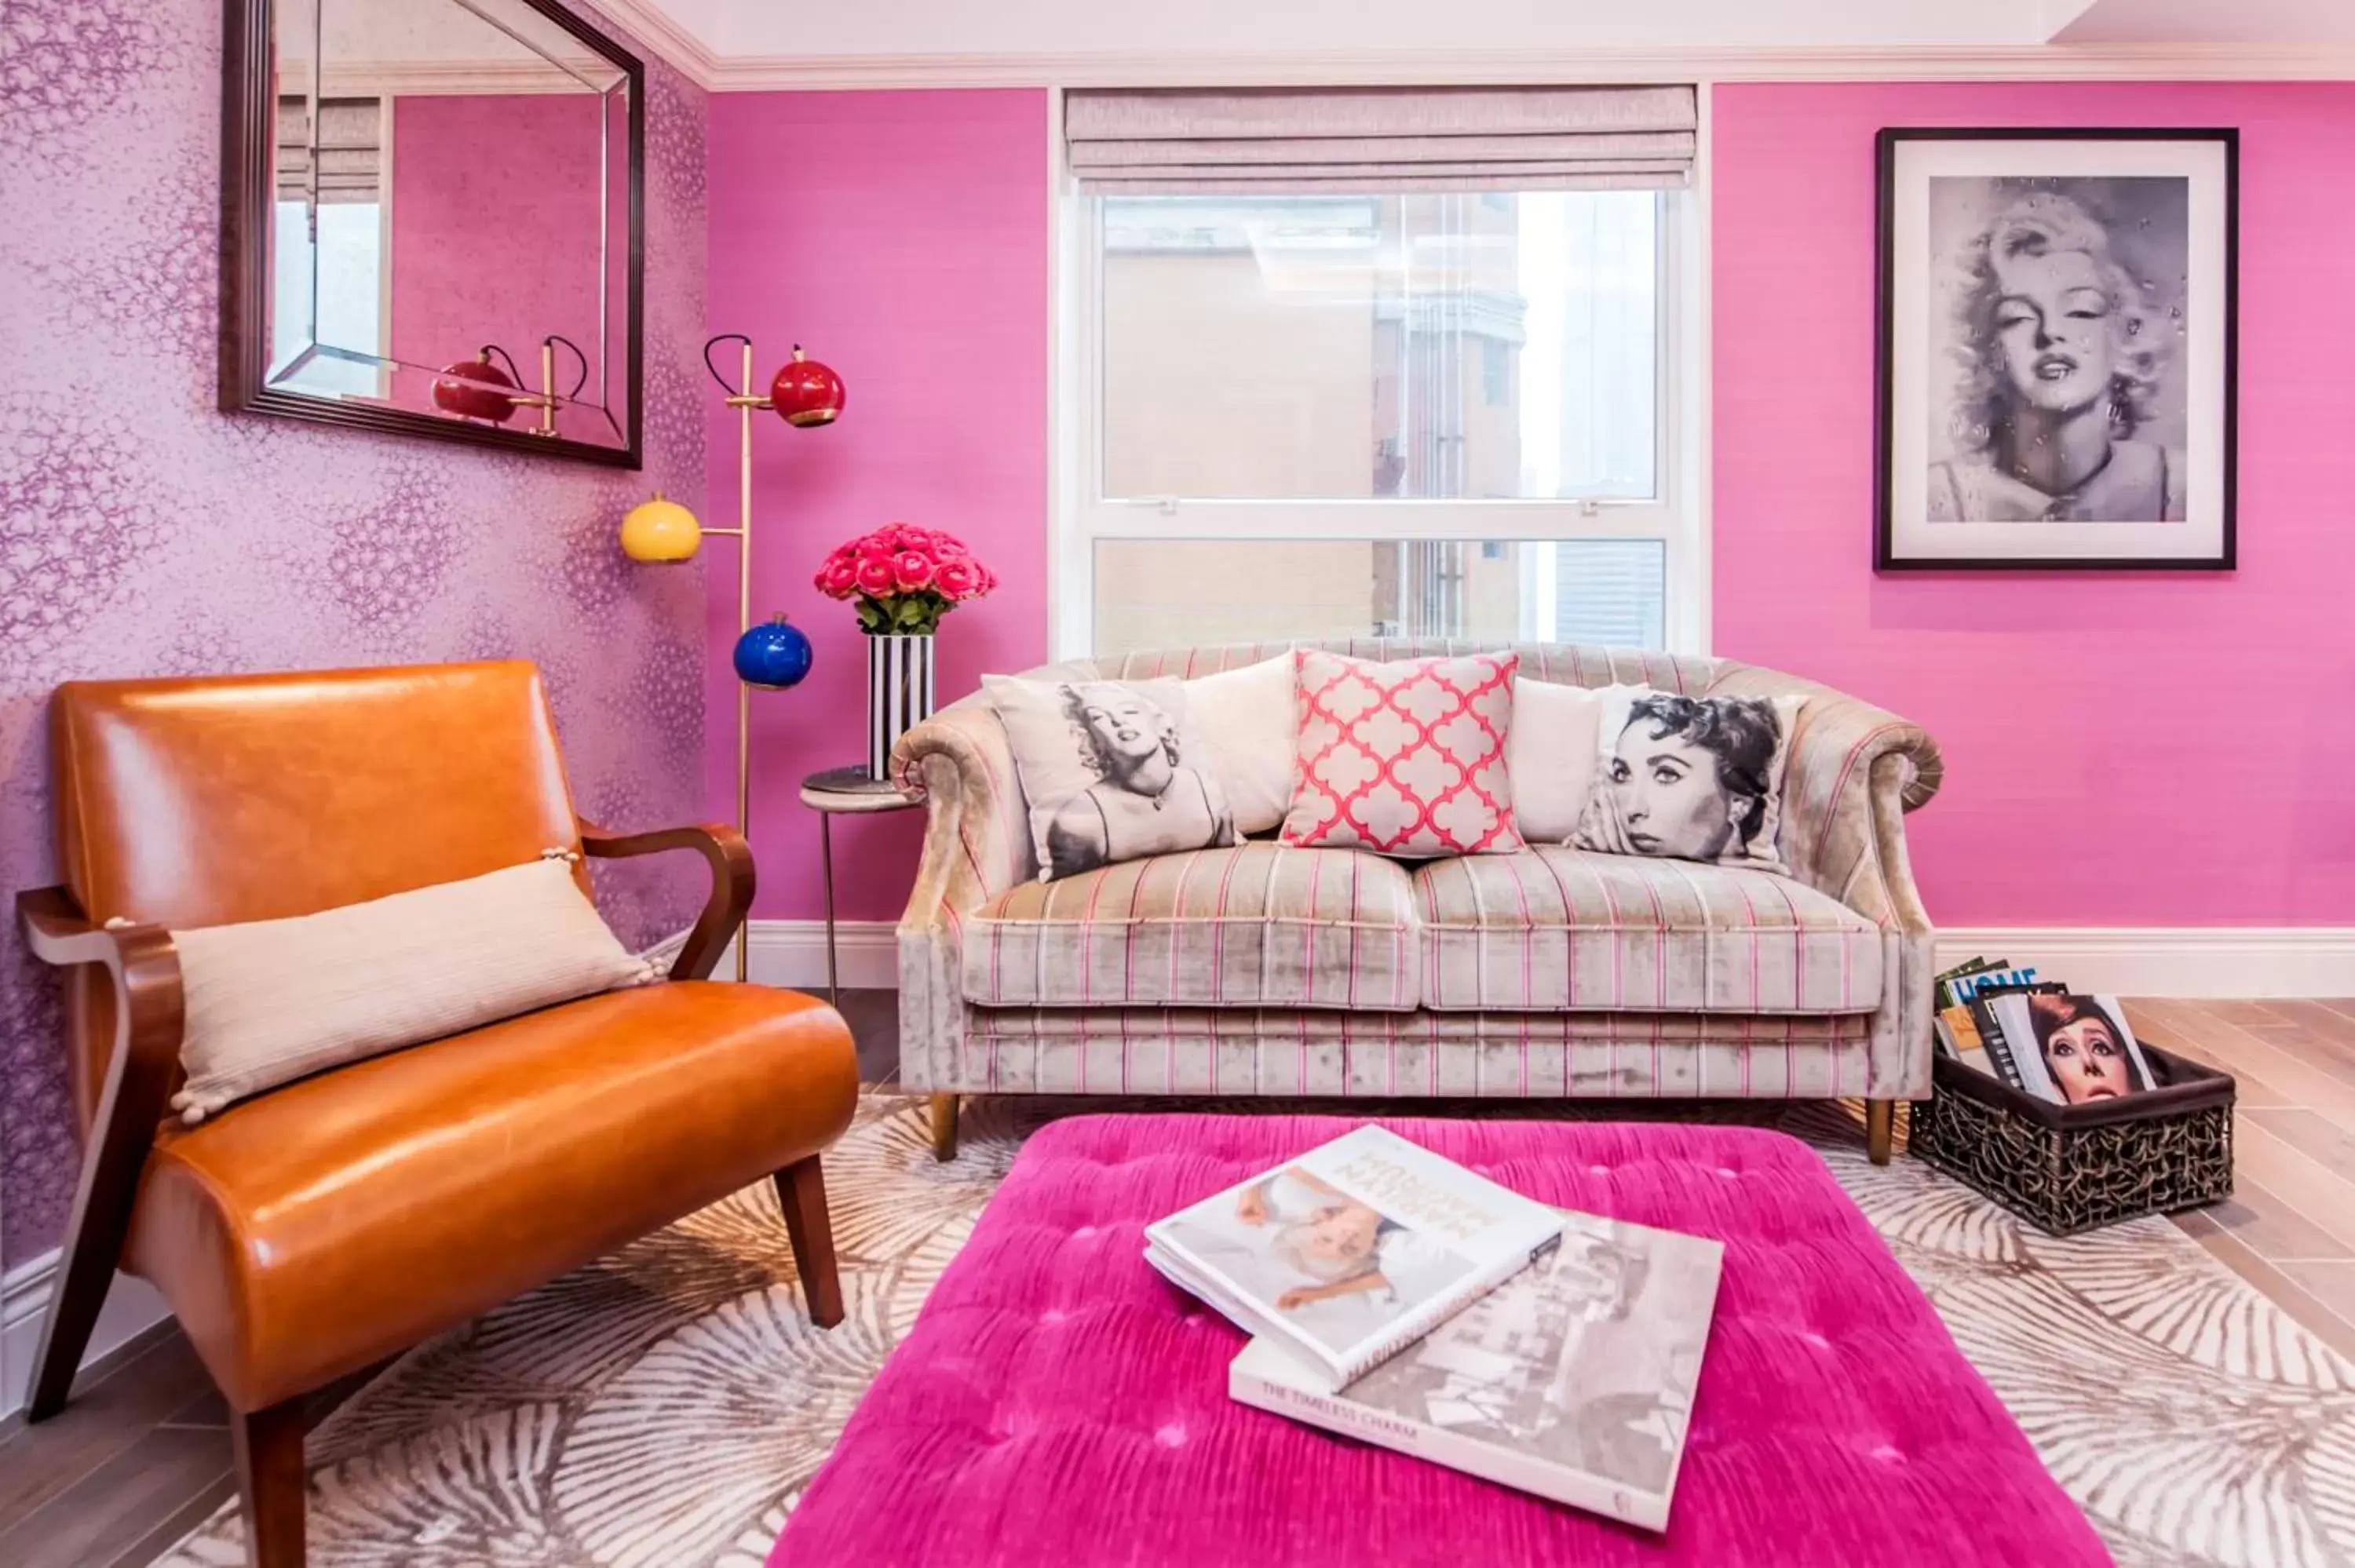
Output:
[158,1092,2355,1568]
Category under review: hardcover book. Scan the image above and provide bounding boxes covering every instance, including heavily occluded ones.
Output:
[1144,1125,1563,1391]
[1229,1208,1724,1531]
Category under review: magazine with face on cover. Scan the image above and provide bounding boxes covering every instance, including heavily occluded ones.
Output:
[1229,1207,1725,1532]
[1982,991,2158,1107]
[1144,1125,1564,1391]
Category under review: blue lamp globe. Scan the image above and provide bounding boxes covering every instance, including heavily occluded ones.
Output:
[733,612,814,690]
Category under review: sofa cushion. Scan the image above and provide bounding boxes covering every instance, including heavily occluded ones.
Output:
[962,844,1418,1012]
[1414,848,1882,1015]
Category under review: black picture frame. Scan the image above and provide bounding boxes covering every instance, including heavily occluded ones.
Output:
[219,0,646,469]
[1873,126,2238,571]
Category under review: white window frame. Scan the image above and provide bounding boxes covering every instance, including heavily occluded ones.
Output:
[1048,82,1713,661]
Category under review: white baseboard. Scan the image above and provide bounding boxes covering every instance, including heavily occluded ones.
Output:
[713,920,900,990]
[1934,928,2355,1000]
[707,919,2353,999]
[2,1251,173,1420]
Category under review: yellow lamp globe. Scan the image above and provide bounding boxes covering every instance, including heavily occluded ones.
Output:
[620,493,701,563]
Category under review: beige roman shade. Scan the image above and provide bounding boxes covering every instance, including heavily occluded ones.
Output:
[276,95,383,204]
[1065,86,1696,195]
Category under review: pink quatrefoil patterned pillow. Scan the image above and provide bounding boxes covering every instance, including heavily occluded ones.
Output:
[1280,649,1523,857]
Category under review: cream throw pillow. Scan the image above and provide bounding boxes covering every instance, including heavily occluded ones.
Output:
[1182,654,1296,835]
[166,855,656,1124]
[1505,678,1605,843]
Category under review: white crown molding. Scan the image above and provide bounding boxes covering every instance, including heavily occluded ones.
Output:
[2,1252,172,1420]
[579,0,720,89]
[310,61,613,97]
[703,42,2355,92]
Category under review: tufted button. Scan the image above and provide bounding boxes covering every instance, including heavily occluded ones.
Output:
[1156,1424,1188,1448]
[1073,1225,1098,1239]
[1587,1164,1611,1176]
[1715,1167,1740,1179]
[1869,1444,1904,1463]
[1041,1309,1067,1326]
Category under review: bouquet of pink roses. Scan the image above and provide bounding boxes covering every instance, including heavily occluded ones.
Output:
[812,523,998,636]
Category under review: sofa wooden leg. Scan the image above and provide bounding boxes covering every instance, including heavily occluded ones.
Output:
[1866,1099,1896,1166]
[232,1398,307,1568]
[930,1092,959,1163]
[775,1155,845,1329]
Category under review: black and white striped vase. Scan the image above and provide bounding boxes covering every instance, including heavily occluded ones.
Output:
[866,633,936,781]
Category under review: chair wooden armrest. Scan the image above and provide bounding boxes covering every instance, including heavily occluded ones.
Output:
[577,820,755,983]
[16,887,185,1419]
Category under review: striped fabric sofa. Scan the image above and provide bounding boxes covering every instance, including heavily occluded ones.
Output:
[893,640,1943,1165]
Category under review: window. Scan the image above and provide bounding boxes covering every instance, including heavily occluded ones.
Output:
[1065,184,1698,658]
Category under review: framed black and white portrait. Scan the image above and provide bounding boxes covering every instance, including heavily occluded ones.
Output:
[1875,128,2238,571]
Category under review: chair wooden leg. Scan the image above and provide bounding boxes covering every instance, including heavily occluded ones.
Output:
[775,1155,845,1329]
[1866,1099,1896,1166]
[25,1202,122,1421]
[232,1398,307,1568]
[930,1092,959,1162]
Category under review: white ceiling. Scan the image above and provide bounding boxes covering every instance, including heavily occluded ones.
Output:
[601,0,2355,82]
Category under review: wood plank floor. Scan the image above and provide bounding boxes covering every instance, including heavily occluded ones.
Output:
[2,994,2349,1564]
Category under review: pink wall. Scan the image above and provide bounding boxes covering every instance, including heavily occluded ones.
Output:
[1714,82,2355,926]
[706,90,1049,920]
[390,94,608,427]
[0,0,710,1263]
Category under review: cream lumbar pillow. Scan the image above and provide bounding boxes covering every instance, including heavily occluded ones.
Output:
[1181,654,1296,836]
[164,854,656,1125]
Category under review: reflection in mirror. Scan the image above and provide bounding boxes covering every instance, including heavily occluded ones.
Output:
[254,0,638,458]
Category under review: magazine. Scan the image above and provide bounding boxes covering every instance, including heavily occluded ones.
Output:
[1933,955,2009,1011]
[1229,1208,1723,1532]
[1145,1125,1563,1391]
[1977,991,2158,1107]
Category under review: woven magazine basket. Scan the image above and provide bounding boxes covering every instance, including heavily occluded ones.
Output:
[1909,1041,2234,1236]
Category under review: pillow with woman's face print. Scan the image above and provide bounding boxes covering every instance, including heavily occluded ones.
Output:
[1570,687,1804,873]
[984,675,1239,882]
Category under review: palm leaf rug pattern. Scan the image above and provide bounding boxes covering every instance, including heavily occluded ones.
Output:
[157,1094,2355,1568]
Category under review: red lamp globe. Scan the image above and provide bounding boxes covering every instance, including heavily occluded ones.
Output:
[769,345,845,428]
[432,351,520,424]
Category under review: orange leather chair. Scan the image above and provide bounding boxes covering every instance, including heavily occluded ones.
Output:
[18,662,858,1567]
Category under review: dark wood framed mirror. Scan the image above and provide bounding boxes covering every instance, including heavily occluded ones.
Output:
[220,0,644,467]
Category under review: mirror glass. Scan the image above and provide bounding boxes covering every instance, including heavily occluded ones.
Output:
[267,0,633,451]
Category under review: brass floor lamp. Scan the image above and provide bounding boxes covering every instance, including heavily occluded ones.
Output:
[619,335,844,981]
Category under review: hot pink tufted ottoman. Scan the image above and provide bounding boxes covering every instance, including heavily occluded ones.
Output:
[774,1115,2108,1567]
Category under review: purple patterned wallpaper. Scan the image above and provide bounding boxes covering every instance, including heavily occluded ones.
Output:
[0,0,710,1265]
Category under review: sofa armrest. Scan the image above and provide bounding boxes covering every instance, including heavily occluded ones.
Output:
[1703,664,1943,931]
[892,695,1031,927]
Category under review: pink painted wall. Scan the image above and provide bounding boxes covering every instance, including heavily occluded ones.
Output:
[389,93,608,428]
[706,90,1049,920]
[1714,82,2355,926]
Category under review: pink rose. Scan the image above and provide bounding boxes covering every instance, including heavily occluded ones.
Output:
[828,541,860,565]
[895,524,937,552]
[893,551,936,590]
[932,531,970,559]
[856,557,897,597]
[935,557,980,598]
[818,560,859,596]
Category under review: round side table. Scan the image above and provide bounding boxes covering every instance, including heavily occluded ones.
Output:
[798,767,921,1008]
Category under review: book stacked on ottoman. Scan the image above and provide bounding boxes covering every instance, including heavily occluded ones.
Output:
[1145,1126,1724,1533]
